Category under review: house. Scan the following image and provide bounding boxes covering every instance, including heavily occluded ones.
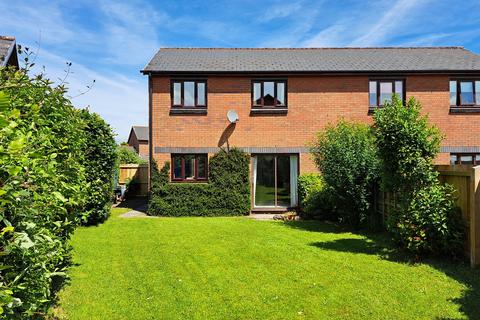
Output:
[0,36,19,68]
[127,125,149,159]
[141,47,480,211]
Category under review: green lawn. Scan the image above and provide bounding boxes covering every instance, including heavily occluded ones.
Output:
[54,206,480,319]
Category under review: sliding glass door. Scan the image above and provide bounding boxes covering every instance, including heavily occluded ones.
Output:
[253,154,298,208]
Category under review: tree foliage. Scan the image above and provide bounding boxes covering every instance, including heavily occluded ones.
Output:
[310,121,379,227]
[373,96,463,256]
[117,145,147,164]
[373,96,441,193]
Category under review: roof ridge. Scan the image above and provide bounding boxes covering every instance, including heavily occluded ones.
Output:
[159,46,466,50]
[0,36,15,41]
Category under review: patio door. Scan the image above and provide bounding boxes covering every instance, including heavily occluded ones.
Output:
[253,154,298,208]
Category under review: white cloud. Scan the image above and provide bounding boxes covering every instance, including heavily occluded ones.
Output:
[98,0,163,65]
[0,0,161,142]
[350,0,429,46]
[302,24,349,47]
[28,50,147,142]
[256,1,304,23]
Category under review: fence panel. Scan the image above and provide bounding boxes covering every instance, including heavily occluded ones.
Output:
[118,164,149,196]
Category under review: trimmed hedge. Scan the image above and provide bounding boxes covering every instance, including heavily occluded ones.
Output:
[0,65,87,317]
[148,148,250,216]
[0,54,116,318]
[79,109,117,225]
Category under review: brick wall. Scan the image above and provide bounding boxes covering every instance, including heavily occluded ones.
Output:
[150,75,480,173]
[128,134,149,159]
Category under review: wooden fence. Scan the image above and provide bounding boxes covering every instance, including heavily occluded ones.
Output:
[118,164,149,196]
[376,165,480,267]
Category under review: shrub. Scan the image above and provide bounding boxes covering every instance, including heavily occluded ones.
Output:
[148,148,250,216]
[373,96,464,256]
[79,109,117,225]
[118,145,147,164]
[373,96,441,194]
[0,62,87,317]
[310,121,379,227]
[389,183,464,256]
[297,173,331,219]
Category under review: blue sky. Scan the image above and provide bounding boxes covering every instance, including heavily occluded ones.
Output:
[1,0,480,141]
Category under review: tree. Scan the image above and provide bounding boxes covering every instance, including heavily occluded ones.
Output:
[117,145,147,164]
[373,96,463,256]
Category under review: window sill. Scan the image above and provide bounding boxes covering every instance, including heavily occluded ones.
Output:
[250,108,288,115]
[170,108,207,115]
[368,107,379,115]
[170,180,208,184]
[449,106,480,114]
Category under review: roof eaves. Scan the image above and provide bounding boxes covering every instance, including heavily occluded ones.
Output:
[0,37,16,67]
[141,69,480,75]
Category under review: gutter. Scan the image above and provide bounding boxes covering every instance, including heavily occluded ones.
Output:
[140,69,480,76]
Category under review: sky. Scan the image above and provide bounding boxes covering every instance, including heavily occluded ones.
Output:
[1,0,480,142]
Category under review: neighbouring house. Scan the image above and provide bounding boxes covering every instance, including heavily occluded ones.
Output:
[141,47,480,211]
[0,36,19,68]
[127,125,149,160]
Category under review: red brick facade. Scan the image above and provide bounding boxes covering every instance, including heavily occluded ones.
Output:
[150,74,480,173]
[127,131,149,159]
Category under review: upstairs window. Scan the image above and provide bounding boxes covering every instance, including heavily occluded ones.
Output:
[171,154,208,182]
[171,80,207,108]
[450,80,480,106]
[450,153,480,165]
[369,80,404,107]
[252,80,287,108]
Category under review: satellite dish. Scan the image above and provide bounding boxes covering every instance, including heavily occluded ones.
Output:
[227,110,239,123]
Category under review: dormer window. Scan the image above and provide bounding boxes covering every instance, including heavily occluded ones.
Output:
[252,80,287,108]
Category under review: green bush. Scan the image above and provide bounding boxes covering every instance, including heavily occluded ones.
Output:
[297,173,332,218]
[373,96,441,193]
[310,121,379,227]
[373,96,464,256]
[0,63,87,317]
[148,148,250,216]
[117,145,147,164]
[389,183,463,256]
[79,109,117,225]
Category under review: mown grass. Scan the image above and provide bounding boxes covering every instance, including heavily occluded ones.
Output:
[54,205,480,319]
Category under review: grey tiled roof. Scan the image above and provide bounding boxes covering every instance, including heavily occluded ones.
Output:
[142,47,480,73]
[131,126,148,141]
[0,36,15,67]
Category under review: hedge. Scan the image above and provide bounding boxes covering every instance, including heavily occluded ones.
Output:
[79,109,117,225]
[148,148,250,216]
[0,51,116,318]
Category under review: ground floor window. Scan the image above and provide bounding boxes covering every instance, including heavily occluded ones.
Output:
[450,153,480,165]
[252,154,298,208]
[171,154,208,181]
